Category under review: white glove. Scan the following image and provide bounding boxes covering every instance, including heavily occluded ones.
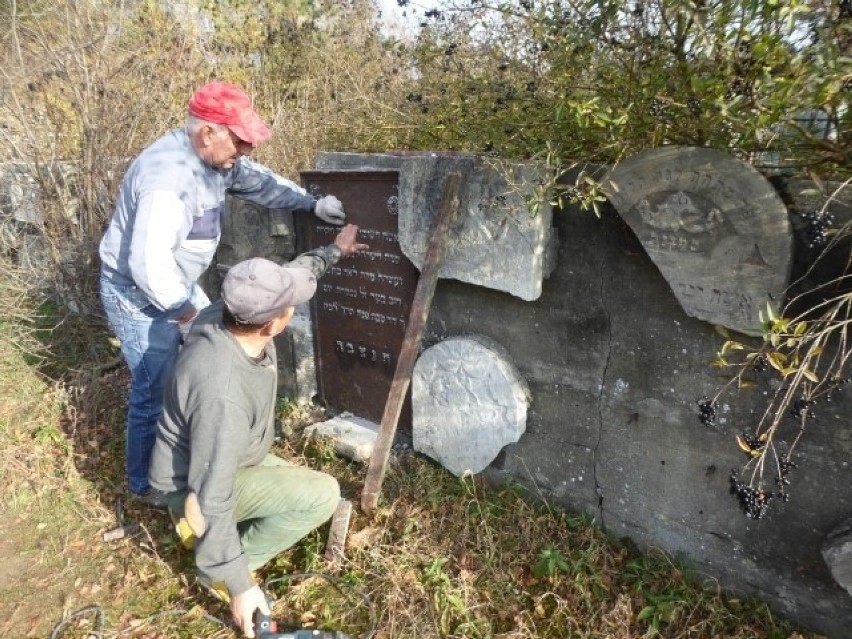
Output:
[314,195,346,225]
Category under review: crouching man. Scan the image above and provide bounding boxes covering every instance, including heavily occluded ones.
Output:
[148,224,367,637]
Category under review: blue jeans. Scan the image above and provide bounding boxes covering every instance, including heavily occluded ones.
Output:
[100,274,210,494]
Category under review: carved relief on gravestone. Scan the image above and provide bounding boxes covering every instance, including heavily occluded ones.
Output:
[412,335,530,477]
[601,146,792,335]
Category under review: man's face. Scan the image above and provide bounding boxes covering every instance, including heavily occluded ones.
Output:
[198,125,254,169]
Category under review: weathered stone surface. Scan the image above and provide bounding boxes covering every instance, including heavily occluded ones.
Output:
[602,147,792,335]
[423,180,852,637]
[412,335,530,476]
[315,152,555,301]
[822,518,852,598]
[273,307,317,404]
[0,163,42,225]
[305,414,379,463]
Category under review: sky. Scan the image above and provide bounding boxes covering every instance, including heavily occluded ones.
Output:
[374,0,443,36]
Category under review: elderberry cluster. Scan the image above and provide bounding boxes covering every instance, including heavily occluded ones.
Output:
[790,397,816,421]
[649,98,666,117]
[687,97,702,116]
[752,354,769,373]
[697,398,718,427]
[739,432,765,454]
[826,377,850,403]
[730,472,773,519]
[775,456,798,501]
[799,210,835,249]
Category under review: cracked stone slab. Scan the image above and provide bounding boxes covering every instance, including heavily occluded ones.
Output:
[601,146,792,335]
[314,152,555,301]
[412,335,530,476]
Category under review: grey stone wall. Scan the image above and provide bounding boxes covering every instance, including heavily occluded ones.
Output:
[423,182,852,638]
[181,168,852,638]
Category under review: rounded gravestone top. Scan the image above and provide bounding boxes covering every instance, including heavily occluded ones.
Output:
[412,335,530,476]
[602,146,792,335]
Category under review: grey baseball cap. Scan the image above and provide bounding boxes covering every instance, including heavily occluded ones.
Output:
[221,258,317,324]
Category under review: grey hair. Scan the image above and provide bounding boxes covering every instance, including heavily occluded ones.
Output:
[186,114,228,136]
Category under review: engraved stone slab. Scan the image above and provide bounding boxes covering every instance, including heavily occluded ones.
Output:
[601,147,792,335]
[297,171,419,431]
[315,152,555,301]
[273,307,317,404]
[412,335,530,476]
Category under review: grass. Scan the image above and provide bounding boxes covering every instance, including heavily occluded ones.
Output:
[0,269,821,639]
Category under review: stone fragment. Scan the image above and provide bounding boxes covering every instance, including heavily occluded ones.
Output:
[1,164,42,225]
[314,152,555,301]
[305,414,379,463]
[822,517,852,598]
[602,146,792,335]
[412,335,529,476]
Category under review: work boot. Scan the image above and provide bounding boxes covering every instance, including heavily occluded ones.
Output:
[130,487,174,509]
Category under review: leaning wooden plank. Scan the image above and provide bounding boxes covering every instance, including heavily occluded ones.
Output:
[361,172,463,514]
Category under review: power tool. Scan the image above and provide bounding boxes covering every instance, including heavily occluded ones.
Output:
[253,610,352,639]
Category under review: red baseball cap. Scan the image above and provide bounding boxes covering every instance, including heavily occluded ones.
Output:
[188,81,271,145]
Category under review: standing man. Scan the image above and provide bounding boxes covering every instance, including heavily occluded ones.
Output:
[99,81,346,503]
[148,225,367,637]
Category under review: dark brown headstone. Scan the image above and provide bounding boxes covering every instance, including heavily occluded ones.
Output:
[297,171,419,432]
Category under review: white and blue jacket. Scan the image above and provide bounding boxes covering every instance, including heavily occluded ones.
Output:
[99,128,316,317]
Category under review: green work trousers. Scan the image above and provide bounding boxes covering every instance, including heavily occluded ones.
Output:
[234,454,340,570]
[167,454,341,573]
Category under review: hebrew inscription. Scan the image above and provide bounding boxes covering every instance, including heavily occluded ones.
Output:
[297,171,419,430]
[602,146,792,335]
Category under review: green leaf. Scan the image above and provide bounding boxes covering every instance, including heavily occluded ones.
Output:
[637,605,656,621]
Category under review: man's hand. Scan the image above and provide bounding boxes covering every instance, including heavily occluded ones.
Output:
[231,585,271,638]
[334,224,369,257]
[314,195,346,225]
